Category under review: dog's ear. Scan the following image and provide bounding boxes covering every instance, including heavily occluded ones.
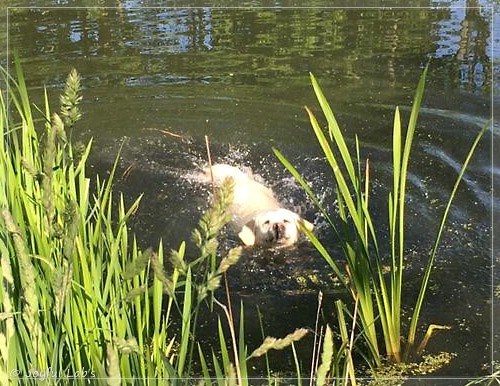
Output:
[238,224,256,246]
[298,218,314,233]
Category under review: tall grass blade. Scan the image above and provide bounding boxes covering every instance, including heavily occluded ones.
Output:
[390,106,402,347]
[238,302,248,385]
[211,349,225,386]
[309,73,356,185]
[305,106,365,239]
[177,268,193,377]
[291,342,303,386]
[198,343,212,384]
[217,317,231,374]
[407,120,489,347]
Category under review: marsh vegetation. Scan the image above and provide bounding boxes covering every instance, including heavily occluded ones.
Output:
[0,55,489,385]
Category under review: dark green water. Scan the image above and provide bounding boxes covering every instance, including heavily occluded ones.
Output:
[3,1,498,380]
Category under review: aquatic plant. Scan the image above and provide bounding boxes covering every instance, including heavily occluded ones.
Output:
[275,67,489,366]
[312,297,359,386]
[464,362,500,386]
[0,59,312,385]
[8,54,482,385]
[0,58,181,382]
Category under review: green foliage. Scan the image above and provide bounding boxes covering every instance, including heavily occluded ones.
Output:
[0,61,180,383]
[0,59,312,385]
[275,69,489,369]
[0,59,313,386]
[3,57,483,385]
[0,60,250,385]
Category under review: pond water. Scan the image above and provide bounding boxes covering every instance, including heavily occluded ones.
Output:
[4,1,498,380]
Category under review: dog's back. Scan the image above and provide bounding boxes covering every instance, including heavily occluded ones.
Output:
[203,164,280,228]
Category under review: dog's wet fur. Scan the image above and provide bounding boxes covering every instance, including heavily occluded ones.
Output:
[198,164,314,248]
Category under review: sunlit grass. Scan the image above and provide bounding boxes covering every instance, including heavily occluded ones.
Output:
[3,56,483,385]
[0,58,178,382]
[0,59,314,385]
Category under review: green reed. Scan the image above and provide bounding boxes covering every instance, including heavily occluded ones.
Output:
[0,59,178,382]
[275,67,488,367]
[0,59,314,385]
[316,300,358,386]
[0,59,231,383]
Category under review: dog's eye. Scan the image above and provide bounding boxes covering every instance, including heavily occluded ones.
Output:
[264,220,270,225]
[283,219,290,223]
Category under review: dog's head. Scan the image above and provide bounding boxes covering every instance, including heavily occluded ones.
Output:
[238,208,314,247]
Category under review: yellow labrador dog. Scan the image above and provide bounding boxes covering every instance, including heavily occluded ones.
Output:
[200,164,314,247]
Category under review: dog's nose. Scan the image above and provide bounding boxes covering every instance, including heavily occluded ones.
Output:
[273,223,285,239]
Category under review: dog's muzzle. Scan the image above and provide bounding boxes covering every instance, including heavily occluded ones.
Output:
[273,223,286,240]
